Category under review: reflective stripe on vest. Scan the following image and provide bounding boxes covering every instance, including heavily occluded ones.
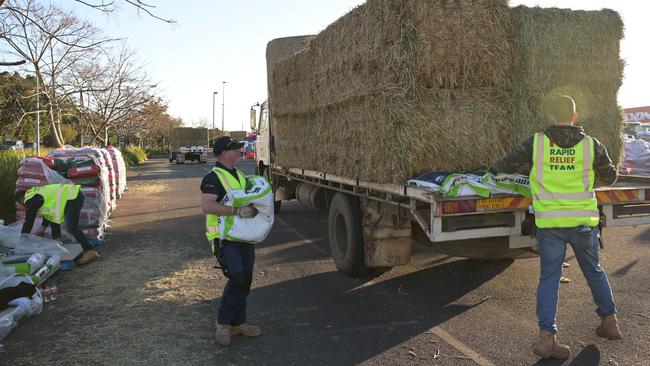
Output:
[24,184,80,224]
[529,133,599,228]
[205,166,247,246]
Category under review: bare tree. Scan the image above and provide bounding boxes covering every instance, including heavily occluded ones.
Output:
[82,43,156,144]
[0,0,114,146]
[0,0,174,23]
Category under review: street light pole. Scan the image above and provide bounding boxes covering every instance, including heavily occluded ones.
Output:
[221,81,227,132]
[212,91,218,134]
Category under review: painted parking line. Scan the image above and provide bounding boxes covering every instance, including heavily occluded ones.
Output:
[430,326,495,366]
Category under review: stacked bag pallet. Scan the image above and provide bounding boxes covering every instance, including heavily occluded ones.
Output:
[2,147,126,344]
[14,147,127,245]
[270,1,624,184]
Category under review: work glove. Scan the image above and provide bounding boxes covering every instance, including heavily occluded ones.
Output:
[236,205,258,218]
[33,227,46,237]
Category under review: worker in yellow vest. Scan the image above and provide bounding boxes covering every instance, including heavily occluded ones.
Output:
[495,96,621,360]
[200,136,261,347]
[20,184,98,265]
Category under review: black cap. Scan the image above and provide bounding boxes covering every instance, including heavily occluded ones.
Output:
[213,136,245,156]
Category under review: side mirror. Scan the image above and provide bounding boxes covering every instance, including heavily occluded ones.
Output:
[250,107,257,131]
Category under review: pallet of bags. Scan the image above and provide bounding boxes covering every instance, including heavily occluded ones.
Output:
[15,158,70,221]
[106,146,127,198]
[99,149,118,211]
[48,148,112,215]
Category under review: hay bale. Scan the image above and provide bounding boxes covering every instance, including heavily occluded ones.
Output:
[509,6,625,163]
[271,48,315,116]
[270,2,625,183]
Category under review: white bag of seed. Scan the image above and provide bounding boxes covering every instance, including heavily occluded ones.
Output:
[219,175,274,243]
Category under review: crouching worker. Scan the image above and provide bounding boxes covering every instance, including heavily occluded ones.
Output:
[201,136,262,347]
[20,183,98,265]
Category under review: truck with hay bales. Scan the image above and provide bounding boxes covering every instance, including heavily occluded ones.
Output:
[168,127,211,164]
[254,2,650,276]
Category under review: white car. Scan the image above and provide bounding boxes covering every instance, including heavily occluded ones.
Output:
[0,140,24,151]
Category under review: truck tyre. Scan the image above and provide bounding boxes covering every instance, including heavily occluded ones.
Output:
[328,193,368,276]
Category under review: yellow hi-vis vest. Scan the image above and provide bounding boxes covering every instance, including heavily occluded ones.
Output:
[24,184,81,224]
[205,166,247,248]
[529,133,599,228]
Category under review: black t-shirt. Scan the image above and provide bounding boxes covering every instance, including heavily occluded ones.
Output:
[200,162,241,203]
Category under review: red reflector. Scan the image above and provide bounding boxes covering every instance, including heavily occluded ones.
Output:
[440,200,477,214]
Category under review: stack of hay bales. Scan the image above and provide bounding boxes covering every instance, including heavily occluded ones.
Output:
[510,6,624,163]
[270,0,624,184]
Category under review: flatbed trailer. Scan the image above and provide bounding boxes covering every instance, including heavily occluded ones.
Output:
[262,164,650,275]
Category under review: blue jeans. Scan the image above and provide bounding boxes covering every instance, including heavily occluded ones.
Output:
[536,226,617,334]
[215,240,255,326]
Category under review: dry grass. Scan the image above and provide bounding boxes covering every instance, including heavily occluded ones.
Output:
[269,1,624,183]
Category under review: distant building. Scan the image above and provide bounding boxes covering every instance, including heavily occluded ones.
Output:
[624,106,650,123]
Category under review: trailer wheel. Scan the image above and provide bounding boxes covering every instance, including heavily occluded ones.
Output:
[328,193,367,276]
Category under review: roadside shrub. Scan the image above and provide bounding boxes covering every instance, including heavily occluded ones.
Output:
[0,150,25,224]
[145,147,167,157]
[121,146,148,169]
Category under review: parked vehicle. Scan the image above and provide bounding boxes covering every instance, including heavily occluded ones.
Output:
[0,140,24,151]
[252,36,650,276]
[168,128,211,164]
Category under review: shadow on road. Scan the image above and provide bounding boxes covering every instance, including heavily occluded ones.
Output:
[218,258,513,365]
[532,344,600,366]
[612,259,639,277]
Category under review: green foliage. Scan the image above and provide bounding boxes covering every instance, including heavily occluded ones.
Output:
[43,123,79,147]
[0,72,38,142]
[0,150,26,224]
[145,147,167,156]
[0,149,50,224]
[120,146,148,169]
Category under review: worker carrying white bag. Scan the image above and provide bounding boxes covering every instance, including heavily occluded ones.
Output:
[218,175,274,243]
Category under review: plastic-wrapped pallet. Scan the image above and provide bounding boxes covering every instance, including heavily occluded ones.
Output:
[620,138,650,176]
[106,146,127,197]
[98,148,117,210]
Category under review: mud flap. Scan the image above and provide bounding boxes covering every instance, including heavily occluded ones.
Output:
[362,201,412,267]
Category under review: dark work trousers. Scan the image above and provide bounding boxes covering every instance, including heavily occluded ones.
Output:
[215,240,255,326]
[22,193,93,251]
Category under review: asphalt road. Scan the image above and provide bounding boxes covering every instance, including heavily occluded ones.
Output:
[2,157,649,365]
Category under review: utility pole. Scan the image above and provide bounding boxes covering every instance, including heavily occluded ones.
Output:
[221,81,227,132]
[212,91,218,135]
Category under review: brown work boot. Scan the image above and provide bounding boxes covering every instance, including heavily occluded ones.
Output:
[75,250,98,265]
[231,323,262,337]
[596,314,622,340]
[532,331,571,359]
[214,324,231,346]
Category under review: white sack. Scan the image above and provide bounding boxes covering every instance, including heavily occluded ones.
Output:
[219,175,274,243]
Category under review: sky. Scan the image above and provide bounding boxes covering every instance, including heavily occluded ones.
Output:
[57,0,649,131]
